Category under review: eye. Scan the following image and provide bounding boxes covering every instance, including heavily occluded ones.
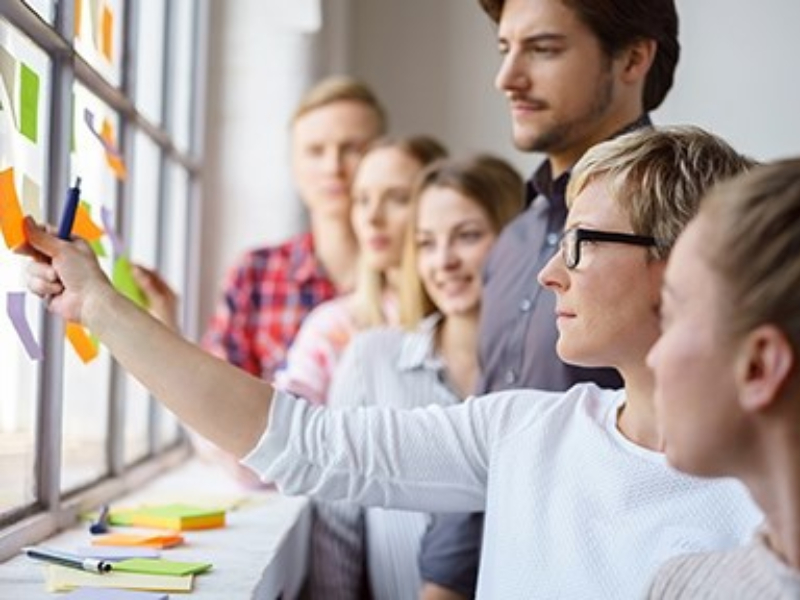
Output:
[415,237,434,252]
[458,230,484,243]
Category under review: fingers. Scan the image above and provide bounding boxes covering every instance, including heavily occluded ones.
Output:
[21,216,63,259]
[26,261,65,297]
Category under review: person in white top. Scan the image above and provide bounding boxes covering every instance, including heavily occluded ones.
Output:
[646,159,800,599]
[21,126,761,599]
[313,155,524,600]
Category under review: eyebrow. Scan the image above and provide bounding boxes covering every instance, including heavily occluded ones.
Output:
[498,32,567,46]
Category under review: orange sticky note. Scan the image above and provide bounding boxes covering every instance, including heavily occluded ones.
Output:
[101,5,113,61]
[66,322,99,363]
[92,532,184,549]
[0,167,26,249]
[105,151,127,180]
[74,0,83,38]
[72,203,104,241]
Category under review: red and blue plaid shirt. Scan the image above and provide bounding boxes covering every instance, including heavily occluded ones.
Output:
[202,232,338,380]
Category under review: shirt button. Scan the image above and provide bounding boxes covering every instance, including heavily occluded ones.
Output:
[546,232,560,246]
[519,298,532,312]
[504,370,516,385]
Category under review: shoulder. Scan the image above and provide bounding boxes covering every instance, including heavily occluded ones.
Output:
[301,296,355,332]
[468,383,621,440]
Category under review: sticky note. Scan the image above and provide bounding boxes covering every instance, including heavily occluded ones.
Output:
[63,587,168,599]
[101,205,124,255]
[46,563,193,592]
[112,256,148,309]
[73,546,161,561]
[91,533,184,549]
[0,167,26,249]
[6,292,44,360]
[73,203,104,241]
[66,322,99,363]
[101,6,114,62]
[21,174,42,221]
[0,46,17,126]
[113,558,212,576]
[19,62,39,143]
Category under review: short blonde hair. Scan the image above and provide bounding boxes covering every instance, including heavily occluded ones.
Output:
[400,154,525,328]
[702,159,800,349]
[568,126,755,261]
[290,75,388,134]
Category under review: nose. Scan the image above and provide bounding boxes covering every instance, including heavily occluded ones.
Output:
[322,146,346,175]
[364,197,385,226]
[537,251,568,292]
[433,242,459,270]
[495,49,529,94]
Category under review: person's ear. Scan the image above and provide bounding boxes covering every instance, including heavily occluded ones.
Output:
[619,38,657,84]
[735,324,795,413]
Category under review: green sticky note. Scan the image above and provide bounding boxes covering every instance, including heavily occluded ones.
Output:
[112,256,148,309]
[19,63,39,143]
[112,558,212,576]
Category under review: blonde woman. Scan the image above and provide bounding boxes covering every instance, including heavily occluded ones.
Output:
[647,159,800,599]
[274,135,447,404]
[312,155,524,600]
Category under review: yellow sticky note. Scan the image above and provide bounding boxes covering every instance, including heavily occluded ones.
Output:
[0,167,26,249]
[66,322,99,363]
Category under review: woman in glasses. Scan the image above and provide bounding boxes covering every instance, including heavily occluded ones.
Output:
[646,160,800,599]
[21,127,761,600]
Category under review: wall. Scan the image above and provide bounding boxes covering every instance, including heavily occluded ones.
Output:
[199,0,800,332]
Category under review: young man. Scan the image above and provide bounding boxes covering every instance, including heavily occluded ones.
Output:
[202,76,387,380]
[417,1,680,598]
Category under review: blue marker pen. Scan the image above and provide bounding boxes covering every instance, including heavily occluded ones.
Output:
[57,177,82,240]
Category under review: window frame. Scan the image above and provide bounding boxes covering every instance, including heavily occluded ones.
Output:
[0,0,208,560]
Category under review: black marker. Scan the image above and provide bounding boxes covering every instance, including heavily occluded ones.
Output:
[23,545,111,574]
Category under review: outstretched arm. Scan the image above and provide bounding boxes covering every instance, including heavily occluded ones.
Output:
[21,217,271,458]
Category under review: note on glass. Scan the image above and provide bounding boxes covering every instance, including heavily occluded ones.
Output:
[82,108,127,180]
[6,292,44,361]
[46,563,193,593]
[0,167,26,249]
[101,5,114,62]
[112,256,148,309]
[62,587,168,600]
[19,62,39,143]
[0,45,18,127]
[66,322,99,363]
[73,203,104,241]
[112,558,212,577]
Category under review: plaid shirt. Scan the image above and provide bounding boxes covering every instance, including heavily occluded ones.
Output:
[202,232,338,380]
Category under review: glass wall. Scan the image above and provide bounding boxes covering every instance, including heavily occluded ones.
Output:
[0,0,207,547]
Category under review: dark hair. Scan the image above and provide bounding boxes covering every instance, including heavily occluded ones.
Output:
[477,0,679,111]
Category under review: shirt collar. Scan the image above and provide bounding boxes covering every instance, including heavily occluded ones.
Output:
[293,231,330,283]
[526,113,654,209]
[396,313,444,372]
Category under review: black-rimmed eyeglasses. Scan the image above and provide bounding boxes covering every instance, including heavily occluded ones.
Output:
[560,227,660,270]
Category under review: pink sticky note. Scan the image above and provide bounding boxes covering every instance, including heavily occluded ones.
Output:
[6,291,44,360]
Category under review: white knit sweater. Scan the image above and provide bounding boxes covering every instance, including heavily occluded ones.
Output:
[243,383,762,599]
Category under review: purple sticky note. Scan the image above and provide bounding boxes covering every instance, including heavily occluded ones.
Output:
[6,291,44,360]
[101,205,125,256]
